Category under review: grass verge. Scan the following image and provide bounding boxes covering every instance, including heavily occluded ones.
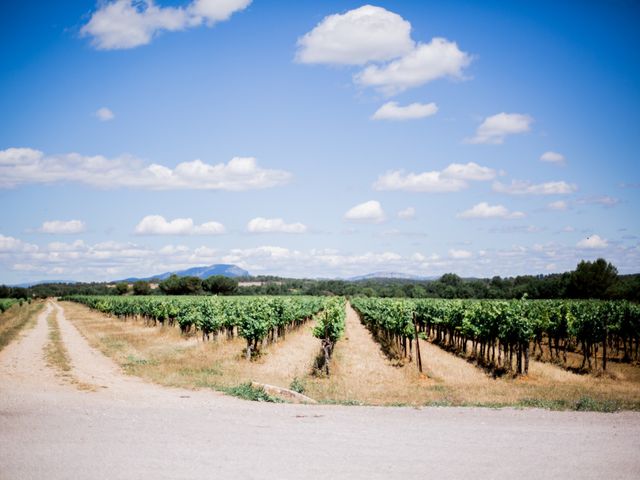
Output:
[44,308,94,391]
[45,309,72,373]
[0,301,43,352]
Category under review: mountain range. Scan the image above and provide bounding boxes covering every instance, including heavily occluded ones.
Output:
[120,264,250,283]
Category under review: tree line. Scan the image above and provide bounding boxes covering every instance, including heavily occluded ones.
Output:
[1,259,638,301]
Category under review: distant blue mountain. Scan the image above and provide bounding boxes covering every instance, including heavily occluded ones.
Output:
[120,264,249,282]
[347,272,435,281]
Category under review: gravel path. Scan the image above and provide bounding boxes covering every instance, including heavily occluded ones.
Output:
[1,301,639,479]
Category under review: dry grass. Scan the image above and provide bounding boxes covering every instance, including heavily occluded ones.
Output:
[0,301,43,352]
[45,308,72,373]
[44,307,94,391]
[60,301,640,409]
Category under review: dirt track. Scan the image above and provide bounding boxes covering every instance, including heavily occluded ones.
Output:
[1,301,639,479]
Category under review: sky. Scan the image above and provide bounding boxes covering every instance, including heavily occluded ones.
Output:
[1,0,639,283]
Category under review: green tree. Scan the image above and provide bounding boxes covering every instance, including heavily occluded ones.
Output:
[159,275,202,295]
[132,280,151,295]
[569,259,618,299]
[202,275,238,295]
[115,282,129,295]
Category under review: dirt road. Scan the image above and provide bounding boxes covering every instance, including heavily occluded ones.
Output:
[1,301,639,479]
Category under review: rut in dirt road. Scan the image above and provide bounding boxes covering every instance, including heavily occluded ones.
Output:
[0,302,58,392]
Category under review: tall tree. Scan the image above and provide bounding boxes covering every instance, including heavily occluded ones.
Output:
[568,258,618,299]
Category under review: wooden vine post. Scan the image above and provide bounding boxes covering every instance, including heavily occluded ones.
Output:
[413,313,423,374]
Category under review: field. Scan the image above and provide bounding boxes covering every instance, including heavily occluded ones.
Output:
[59,295,640,409]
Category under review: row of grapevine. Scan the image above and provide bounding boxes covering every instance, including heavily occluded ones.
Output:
[62,295,328,358]
[352,297,640,375]
[312,297,346,374]
[0,299,18,313]
[350,297,416,364]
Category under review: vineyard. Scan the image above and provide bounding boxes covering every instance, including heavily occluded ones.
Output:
[352,297,640,375]
[63,295,345,366]
[58,294,640,407]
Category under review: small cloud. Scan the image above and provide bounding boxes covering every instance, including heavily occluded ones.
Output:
[493,180,577,195]
[547,200,568,211]
[562,226,575,233]
[458,202,525,220]
[247,217,307,234]
[449,248,472,259]
[344,200,386,223]
[374,162,495,192]
[134,215,225,235]
[296,5,414,65]
[466,113,533,145]
[95,107,114,121]
[38,220,86,234]
[355,38,472,95]
[372,101,437,121]
[577,196,619,208]
[489,225,542,234]
[540,151,565,165]
[577,234,608,249]
[397,207,415,220]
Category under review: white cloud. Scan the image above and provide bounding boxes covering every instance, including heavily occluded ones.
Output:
[493,180,577,195]
[297,6,471,96]
[0,234,38,253]
[344,200,386,223]
[355,38,472,95]
[449,249,472,259]
[457,202,525,220]
[577,235,608,249]
[247,217,307,234]
[295,5,414,65]
[374,162,495,192]
[81,0,250,50]
[372,101,437,121]
[48,240,87,252]
[134,215,225,235]
[0,148,291,191]
[577,196,619,207]
[441,162,496,181]
[95,107,115,121]
[466,113,533,144]
[0,234,24,252]
[540,151,565,165]
[547,200,568,211]
[189,0,252,24]
[38,220,86,234]
[397,207,415,220]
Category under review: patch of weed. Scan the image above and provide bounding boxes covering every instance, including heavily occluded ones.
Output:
[290,377,305,394]
[225,382,283,403]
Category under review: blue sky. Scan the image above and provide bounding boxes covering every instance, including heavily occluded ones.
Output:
[1,0,639,283]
